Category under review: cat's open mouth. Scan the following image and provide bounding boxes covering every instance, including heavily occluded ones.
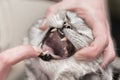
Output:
[37,11,93,61]
[39,23,76,61]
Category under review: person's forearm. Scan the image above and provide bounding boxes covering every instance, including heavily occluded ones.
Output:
[0,45,38,66]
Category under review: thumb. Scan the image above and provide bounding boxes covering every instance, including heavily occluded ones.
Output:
[39,1,74,31]
[100,38,116,68]
[0,45,42,66]
[40,6,57,31]
[74,35,108,60]
[74,46,98,60]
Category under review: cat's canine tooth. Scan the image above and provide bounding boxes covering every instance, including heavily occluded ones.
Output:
[64,47,66,50]
[65,50,68,56]
[51,28,57,33]
[38,43,43,48]
[43,51,49,54]
[60,37,67,42]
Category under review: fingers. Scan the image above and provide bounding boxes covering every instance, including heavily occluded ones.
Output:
[0,67,11,80]
[74,35,116,69]
[74,44,100,60]
[74,33,108,60]
[40,4,60,31]
[39,0,115,69]
[40,8,57,30]
[101,37,116,68]
[73,6,115,68]
[40,6,57,31]
[39,1,76,31]
[0,45,42,66]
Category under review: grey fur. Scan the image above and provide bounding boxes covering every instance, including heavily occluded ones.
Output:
[24,11,112,80]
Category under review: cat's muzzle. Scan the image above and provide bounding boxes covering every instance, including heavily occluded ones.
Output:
[38,11,93,61]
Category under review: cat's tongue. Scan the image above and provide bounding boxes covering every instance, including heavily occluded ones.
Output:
[41,44,62,60]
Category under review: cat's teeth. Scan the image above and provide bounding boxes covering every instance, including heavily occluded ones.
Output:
[43,51,49,54]
[51,28,57,33]
[64,47,66,50]
[61,37,67,42]
[65,50,68,55]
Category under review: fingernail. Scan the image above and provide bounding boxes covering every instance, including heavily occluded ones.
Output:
[100,64,106,69]
[32,46,43,56]
[74,54,86,61]
[39,19,48,31]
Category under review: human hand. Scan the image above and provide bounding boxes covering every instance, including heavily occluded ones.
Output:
[0,45,42,80]
[40,0,116,68]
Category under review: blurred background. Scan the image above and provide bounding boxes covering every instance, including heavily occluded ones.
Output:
[106,1,120,79]
[108,0,120,57]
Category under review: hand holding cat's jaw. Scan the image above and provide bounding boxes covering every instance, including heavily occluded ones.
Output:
[0,45,43,80]
[0,45,42,67]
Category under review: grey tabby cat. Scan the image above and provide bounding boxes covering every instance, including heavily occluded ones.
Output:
[24,11,112,80]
